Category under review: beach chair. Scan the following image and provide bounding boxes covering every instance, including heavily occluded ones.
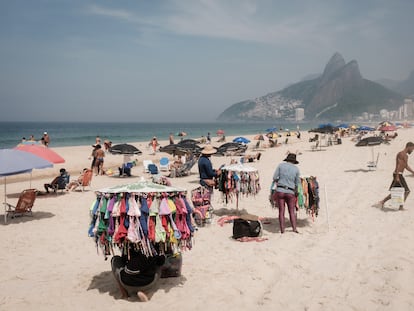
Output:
[173,157,197,177]
[143,160,153,173]
[4,189,37,223]
[159,157,170,172]
[367,152,380,171]
[311,141,320,151]
[54,174,70,195]
[79,169,93,191]
[148,164,159,175]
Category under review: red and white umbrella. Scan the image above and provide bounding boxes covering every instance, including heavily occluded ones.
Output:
[15,145,65,164]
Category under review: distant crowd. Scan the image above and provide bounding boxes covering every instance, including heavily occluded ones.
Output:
[21,132,50,147]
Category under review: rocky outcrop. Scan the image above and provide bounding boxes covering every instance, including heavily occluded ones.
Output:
[217,53,404,121]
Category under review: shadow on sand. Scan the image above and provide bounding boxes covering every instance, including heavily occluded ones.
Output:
[1,211,55,226]
[87,270,186,301]
[261,217,311,234]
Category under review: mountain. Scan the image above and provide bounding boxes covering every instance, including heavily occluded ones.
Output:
[376,71,414,97]
[375,78,400,90]
[217,53,404,121]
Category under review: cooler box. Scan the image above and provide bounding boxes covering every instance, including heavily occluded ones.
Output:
[390,187,405,207]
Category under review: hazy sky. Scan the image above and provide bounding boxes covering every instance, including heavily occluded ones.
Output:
[1,0,414,122]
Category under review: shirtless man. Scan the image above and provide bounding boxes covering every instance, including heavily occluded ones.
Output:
[379,142,414,209]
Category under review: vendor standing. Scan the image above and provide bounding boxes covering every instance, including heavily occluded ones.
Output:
[198,145,221,189]
[273,153,300,234]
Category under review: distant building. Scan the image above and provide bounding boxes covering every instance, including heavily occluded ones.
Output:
[295,108,305,121]
[404,98,414,118]
[380,109,389,120]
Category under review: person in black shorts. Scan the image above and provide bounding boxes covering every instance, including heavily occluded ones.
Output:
[379,142,414,209]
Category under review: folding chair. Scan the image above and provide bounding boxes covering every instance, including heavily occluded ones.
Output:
[79,169,93,191]
[143,160,154,173]
[159,157,170,171]
[4,189,37,223]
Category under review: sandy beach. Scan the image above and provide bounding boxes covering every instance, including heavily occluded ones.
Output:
[1,129,414,311]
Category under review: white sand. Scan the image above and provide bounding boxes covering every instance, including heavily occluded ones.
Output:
[1,129,414,310]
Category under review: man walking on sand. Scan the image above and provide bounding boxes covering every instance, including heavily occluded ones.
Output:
[379,142,414,209]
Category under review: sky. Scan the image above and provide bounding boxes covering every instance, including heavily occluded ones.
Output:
[1,0,414,122]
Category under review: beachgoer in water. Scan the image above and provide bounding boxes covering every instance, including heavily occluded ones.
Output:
[273,153,300,234]
[378,142,414,209]
[42,132,50,147]
[169,133,174,145]
[207,132,211,144]
[96,135,101,146]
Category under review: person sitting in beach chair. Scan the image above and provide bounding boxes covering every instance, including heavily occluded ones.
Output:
[240,152,262,164]
[217,135,226,143]
[118,162,133,177]
[44,168,69,193]
[66,168,92,191]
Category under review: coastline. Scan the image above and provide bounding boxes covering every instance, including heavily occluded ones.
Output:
[1,127,414,310]
[1,131,304,185]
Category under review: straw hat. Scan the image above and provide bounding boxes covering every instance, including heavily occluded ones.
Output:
[201,145,217,155]
[283,153,299,164]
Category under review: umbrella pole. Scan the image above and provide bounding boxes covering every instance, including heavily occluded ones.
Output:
[4,177,7,224]
[324,184,330,232]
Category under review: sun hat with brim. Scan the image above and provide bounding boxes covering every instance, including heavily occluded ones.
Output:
[201,145,217,155]
[283,153,299,164]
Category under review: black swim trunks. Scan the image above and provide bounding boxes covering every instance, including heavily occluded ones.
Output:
[389,173,410,192]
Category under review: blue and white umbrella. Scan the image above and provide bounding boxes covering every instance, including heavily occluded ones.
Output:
[232,137,251,144]
[0,149,53,219]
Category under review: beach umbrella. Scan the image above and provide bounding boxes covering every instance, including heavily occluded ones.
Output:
[109,143,142,155]
[98,179,186,194]
[357,126,376,132]
[355,137,383,147]
[216,129,225,136]
[178,139,199,146]
[266,127,278,133]
[378,125,397,132]
[254,134,269,141]
[159,144,186,156]
[337,123,349,129]
[15,145,65,164]
[233,137,250,144]
[309,125,338,134]
[0,149,53,211]
[0,149,53,177]
[215,142,247,156]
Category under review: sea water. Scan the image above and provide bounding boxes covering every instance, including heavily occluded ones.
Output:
[0,121,317,149]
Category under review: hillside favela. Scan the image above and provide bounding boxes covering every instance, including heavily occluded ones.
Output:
[218,53,414,123]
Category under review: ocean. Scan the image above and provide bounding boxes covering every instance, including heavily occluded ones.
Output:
[0,121,318,149]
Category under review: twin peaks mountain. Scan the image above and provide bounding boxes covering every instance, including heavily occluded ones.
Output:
[217,53,404,121]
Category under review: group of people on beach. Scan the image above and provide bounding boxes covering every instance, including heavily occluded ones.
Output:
[21,132,50,147]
